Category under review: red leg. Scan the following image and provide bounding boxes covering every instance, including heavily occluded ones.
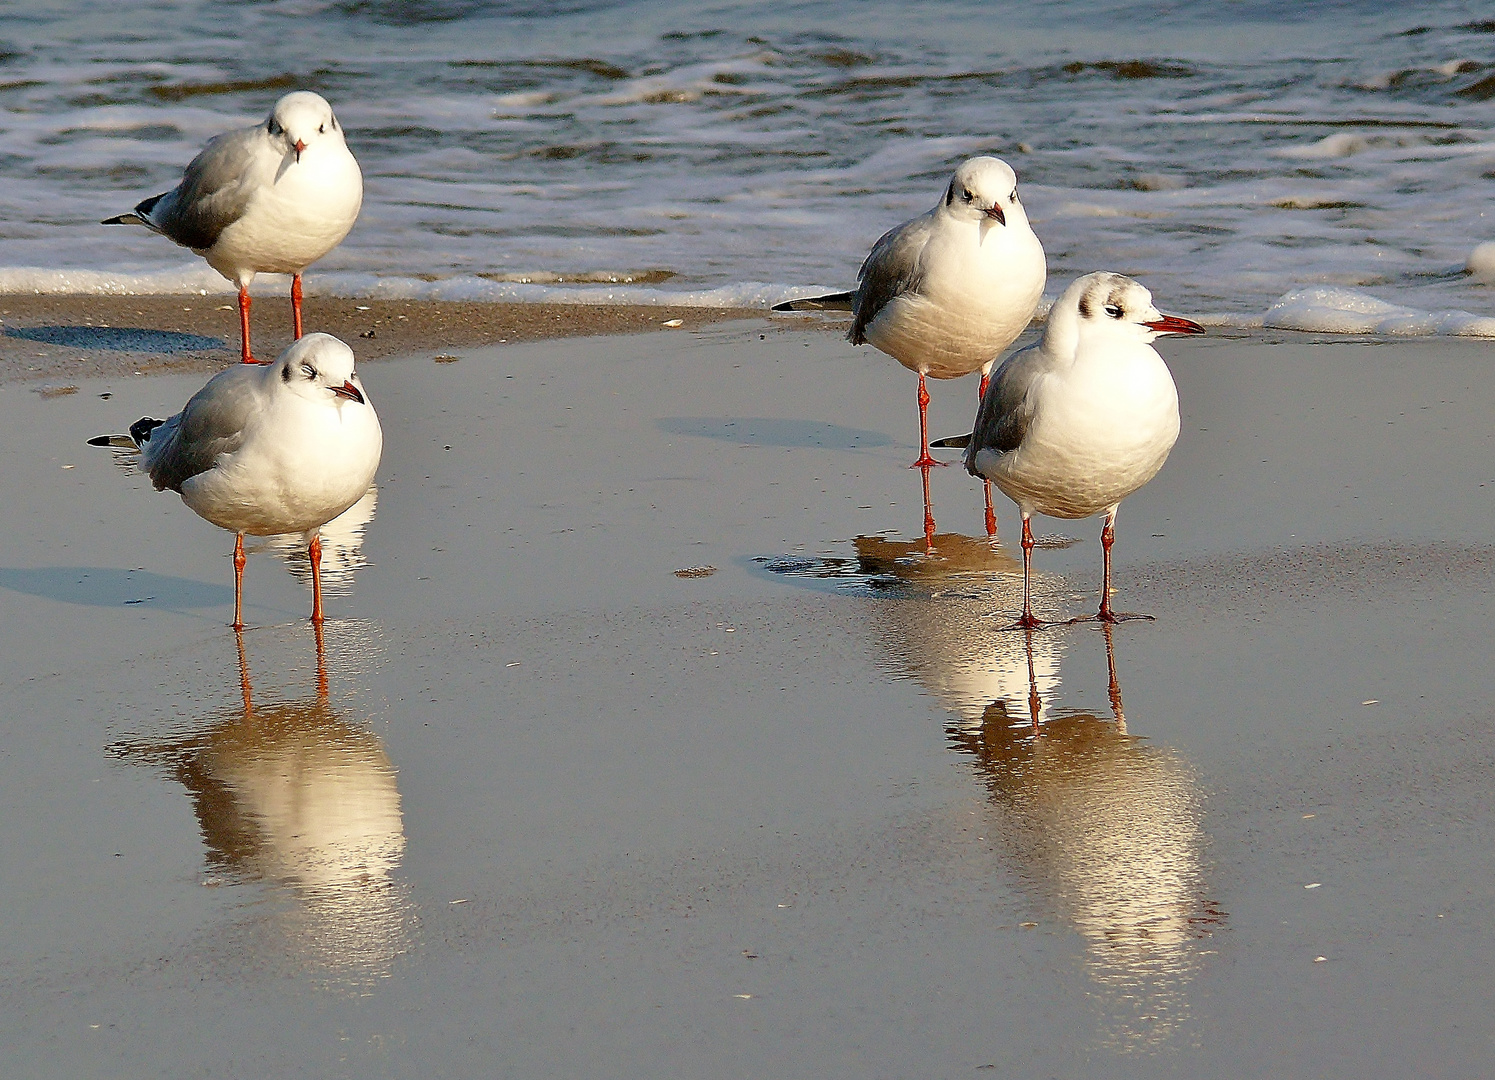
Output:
[984,480,997,537]
[978,372,990,402]
[291,273,304,340]
[1098,513,1116,621]
[232,532,247,629]
[1009,514,1042,629]
[238,286,260,364]
[910,373,946,469]
[308,532,324,624]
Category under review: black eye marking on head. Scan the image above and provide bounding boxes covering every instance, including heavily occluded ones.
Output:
[946,180,957,207]
[268,118,282,136]
[281,363,292,383]
[1078,294,1094,319]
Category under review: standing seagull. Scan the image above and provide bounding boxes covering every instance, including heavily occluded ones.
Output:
[935,272,1203,627]
[775,157,1046,474]
[89,333,382,629]
[103,91,363,365]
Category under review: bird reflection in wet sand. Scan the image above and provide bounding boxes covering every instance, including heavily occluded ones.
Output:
[252,484,378,593]
[948,625,1224,1049]
[912,461,998,556]
[112,625,411,979]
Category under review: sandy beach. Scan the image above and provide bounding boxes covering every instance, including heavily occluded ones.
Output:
[0,294,762,383]
[4,305,1495,1078]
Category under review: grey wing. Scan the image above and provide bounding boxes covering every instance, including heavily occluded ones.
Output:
[848,215,932,345]
[964,344,1045,476]
[147,127,267,250]
[143,367,262,492]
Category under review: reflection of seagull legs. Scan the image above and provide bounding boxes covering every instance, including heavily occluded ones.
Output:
[1102,623,1126,731]
[919,464,936,552]
[236,627,254,714]
[235,622,330,710]
[1023,626,1041,732]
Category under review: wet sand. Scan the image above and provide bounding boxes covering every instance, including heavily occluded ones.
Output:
[0,294,762,383]
[4,316,1495,1078]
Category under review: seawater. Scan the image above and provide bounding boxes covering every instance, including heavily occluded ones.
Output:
[3,0,1495,331]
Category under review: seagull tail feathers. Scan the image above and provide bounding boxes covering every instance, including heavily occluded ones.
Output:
[771,290,855,312]
[100,212,146,226]
[87,434,141,448]
[929,433,972,449]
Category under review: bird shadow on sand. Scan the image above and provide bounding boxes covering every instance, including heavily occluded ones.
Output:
[0,566,233,610]
[5,326,225,352]
[657,416,893,449]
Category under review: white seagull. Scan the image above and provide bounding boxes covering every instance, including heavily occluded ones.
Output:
[90,333,382,629]
[103,91,363,365]
[775,157,1046,471]
[934,272,1203,627]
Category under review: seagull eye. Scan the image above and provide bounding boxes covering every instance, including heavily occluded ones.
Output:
[962,188,973,202]
[1104,303,1123,319]
[1009,188,1018,203]
[267,118,282,136]
[318,123,325,134]
[301,363,317,379]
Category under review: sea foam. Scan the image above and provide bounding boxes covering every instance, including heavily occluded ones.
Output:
[1263,286,1495,338]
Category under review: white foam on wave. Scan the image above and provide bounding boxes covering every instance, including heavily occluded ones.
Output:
[4,264,1491,339]
[1263,286,1495,337]
[0,262,838,310]
[0,264,238,296]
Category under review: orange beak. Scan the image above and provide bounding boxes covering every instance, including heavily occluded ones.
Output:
[294,138,307,162]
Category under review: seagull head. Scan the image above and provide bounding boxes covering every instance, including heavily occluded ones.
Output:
[1047,271,1204,357]
[942,157,1028,230]
[266,91,345,164]
[274,333,369,408]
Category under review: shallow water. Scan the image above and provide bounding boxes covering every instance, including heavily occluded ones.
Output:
[6,326,1495,1076]
[3,1,1495,323]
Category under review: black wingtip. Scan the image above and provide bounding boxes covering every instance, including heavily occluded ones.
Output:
[929,433,972,449]
[128,416,165,445]
[771,290,856,312]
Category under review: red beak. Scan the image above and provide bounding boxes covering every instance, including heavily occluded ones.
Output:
[1143,313,1205,336]
[294,138,307,162]
[984,204,1006,225]
[332,380,364,404]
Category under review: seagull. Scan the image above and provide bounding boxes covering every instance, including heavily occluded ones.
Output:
[89,333,382,629]
[103,91,363,365]
[933,272,1203,628]
[774,157,1046,476]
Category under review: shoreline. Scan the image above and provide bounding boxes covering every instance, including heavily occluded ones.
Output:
[0,295,778,384]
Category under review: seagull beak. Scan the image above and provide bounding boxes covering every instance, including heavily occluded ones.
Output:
[332,380,364,404]
[1143,313,1205,336]
[984,204,1006,225]
[294,138,307,162]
